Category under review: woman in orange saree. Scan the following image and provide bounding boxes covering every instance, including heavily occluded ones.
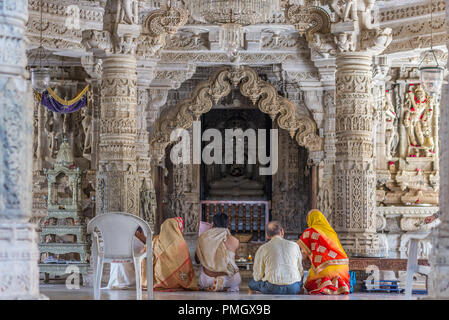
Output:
[297,209,350,295]
[141,217,198,291]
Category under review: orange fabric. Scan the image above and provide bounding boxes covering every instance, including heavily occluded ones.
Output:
[298,210,350,295]
[142,218,198,291]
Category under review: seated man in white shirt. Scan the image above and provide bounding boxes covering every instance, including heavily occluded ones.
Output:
[249,221,303,295]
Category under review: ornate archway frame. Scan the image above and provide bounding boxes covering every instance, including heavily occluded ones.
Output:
[149,66,324,163]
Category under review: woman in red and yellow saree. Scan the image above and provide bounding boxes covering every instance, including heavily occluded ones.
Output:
[142,217,198,291]
[297,210,350,295]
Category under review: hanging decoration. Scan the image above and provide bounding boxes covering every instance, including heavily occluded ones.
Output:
[30,0,51,92]
[36,85,90,114]
[418,0,445,95]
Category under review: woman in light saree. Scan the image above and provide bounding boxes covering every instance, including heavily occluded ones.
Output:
[297,209,350,295]
[107,217,197,291]
[142,217,198,291]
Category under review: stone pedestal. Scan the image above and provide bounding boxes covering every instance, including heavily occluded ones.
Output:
[0,0,42,299]
[333,52,379,256]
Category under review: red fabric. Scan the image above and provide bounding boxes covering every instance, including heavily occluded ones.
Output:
[298,227,350,295]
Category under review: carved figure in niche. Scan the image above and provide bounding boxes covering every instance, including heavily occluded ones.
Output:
[45,110,57,158]
[403,84,434,156]
[334,32,355,52]
[330,0,358,22]
[71,112,85,158]
[317,184,333,220]
[81,107,92,156]
[117,0,138,25]
[384,90,398,158]
[140,178,157,226]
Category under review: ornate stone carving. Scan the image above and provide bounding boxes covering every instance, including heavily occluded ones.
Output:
[379,1,445,23]
[333,52,381,257]
[284,2,331,37]
[165,31,209,51]
[262,32,305,50]
[140,178,157,229]
[150,66,323,163]
[272,128,310,235]
[403,84,435,157]
[144,5,188,37]
[385,90,398,159]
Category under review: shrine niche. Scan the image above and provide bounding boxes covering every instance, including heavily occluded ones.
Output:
[150,67,321,245]
[200,108,272,201]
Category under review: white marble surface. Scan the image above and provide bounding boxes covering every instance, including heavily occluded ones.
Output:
[40,283,419,300]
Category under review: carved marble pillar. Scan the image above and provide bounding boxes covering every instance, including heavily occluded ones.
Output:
[334,52,379,256]
[137,85,151,180]
[97,55,139,215]
[137,84,158,229]
[317,89,336,223]
[0,0,41,299]
[428,1,449,298]
[88,78,101,170]
[373,57,390,166]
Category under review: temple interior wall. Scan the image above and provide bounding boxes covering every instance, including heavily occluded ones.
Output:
[30,62,443,261]
[17,1,448,294]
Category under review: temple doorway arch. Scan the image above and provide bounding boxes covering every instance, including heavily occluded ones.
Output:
[149,66,323,242]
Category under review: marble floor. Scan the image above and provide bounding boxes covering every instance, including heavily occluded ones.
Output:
[39,282,420,300]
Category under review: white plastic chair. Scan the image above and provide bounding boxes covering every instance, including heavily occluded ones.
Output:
[404,238,431,299]
[404,217,439,299]
[87,212,153,300]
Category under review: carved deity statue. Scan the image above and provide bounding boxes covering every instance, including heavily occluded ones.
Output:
[140,178,157,226]
[81,107,92,156]
[334,32,355,52]
[117,0,138,25]
[45,110,57,158]
[384,90,397,158]
[403,84,434,156]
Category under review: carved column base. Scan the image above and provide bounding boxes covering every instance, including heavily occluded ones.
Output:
[0,222,44,299]
[334,163,379,257]
[96,170,139,215]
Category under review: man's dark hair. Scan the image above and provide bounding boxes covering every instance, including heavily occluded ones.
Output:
[213,213,228,228]
[266,221,283,238]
